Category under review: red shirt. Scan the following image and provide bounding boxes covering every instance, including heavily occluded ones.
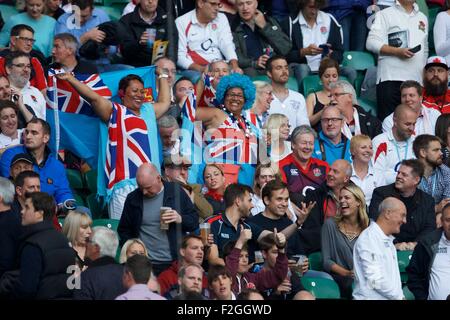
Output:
[422,89,450,113]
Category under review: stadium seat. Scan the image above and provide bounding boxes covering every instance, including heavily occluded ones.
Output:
[397,250,413,284]
[428,6,441,56]
[302,75,322,96]
[403,285,415,300]
[96,5,123,21]
[73,193,85,207]
[66,169,84,190]
[301,277,341,299]
[92,218,119,231]
[86,193,107,219]
[342,51,376,71]
[308,251,323,271]
[84,169,98,194]
[357,97,377,116]
[0,5,18,22]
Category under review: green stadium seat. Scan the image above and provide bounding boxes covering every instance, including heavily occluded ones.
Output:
[403,285,415,300]
[0,5,18,22]
[302,75,349,96]
[66,169,84,190]
[301,277,341,299]
[84,170,98,194]
[397,250,413,284]
[73,193,85,207]
[357,97,377,116]
[96,5,123,21]
[308,251,323,271]
[342,51,376,71]
[92,218,119,231]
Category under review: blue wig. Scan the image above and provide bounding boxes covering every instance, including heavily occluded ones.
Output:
[215,73,256,110]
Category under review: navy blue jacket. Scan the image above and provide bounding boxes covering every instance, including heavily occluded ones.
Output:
[118,181,199,260]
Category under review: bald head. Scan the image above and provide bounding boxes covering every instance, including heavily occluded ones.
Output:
[377,197,407,235]
[393,104,417,141]
[326,159,352,190]
[136,163,163,198]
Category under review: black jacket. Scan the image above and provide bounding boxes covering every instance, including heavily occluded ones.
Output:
[354,104,382,139]
[118,5,178,67]
[369,184,436,243]
[280,11,343,64]
[406,229,443,300]
[73,256,125,300]
[118,181,199,260]
[0,209,21,278]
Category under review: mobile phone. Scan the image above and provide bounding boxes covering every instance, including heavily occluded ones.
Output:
[409,44,421,53]
[319,44,330,57]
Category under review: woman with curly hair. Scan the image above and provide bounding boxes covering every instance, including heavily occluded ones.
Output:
[186,73,259,186]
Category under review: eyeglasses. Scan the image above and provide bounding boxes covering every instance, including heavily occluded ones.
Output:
[328,92,350,98]
[11,63,32,69]
[226,93,245,100]
[204,0,223,8]
[321,117,343,124]
[15,36,36,43]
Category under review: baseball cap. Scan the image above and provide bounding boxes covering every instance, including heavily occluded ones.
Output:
[10,153,34,167]
[425,56,448,70]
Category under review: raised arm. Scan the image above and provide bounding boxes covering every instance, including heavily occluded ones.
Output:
[56,72,112,122]
[153,68,171,119]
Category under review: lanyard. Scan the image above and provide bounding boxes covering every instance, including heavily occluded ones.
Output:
[392,139,408,163]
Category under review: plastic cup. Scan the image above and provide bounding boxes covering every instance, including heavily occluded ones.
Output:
[254,250,264,264]
[160,206,171,230]
[199,223,210,244]
[147,28,156,47]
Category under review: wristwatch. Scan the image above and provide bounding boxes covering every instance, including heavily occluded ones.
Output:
[158,73,169,79]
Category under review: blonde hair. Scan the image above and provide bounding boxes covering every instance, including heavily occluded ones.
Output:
[335,183,369,230]
[119,238,149,264]
[253,81,272,105]
[263,113,289,141]
[62,210,92,245]
[253,162,282,192]
[350,134,371,155]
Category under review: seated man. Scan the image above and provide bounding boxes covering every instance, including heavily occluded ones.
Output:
[8,153,33,181]
[421,56,450,114]
[313,105,352,165]
[175,0,242,81]
[232,0,291,77]
[0,119,75,208]
[118,0,177,67]
[172,263,207,300]
[165,76,194,123]
[369,159,436,251]
[158,115,180,157]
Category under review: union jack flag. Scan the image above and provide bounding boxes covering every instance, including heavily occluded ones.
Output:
[47,69,112,116]
[182,90,197,122]
[106,102,152,189]
[198,74,219,108]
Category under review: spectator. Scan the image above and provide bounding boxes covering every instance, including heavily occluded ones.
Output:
[305,57,338,129]
[207,265,235,300]
[263,113,291,163]
[0,100,29,151]
[280,0,355,88]
[0,119,75,207]
[369,159,436,251]
[250,162,280,216]
[157,234,208,297]
[406,203,450,300]
[175,0,242,82]
[158,115,180,157]
[321,182,369,299]
[172,263,207,300]
[0,0,56,58]
[8,192,74,299]
[421,56,450,113]
[350,134,385,206]
[248,81,272,129]
[0,76,10,100]
[118,238,148,263]
[44,0,65,20]
[413,134,450,226]
[157,0,196,19]
[312,106,352,165]
[382,80,440,136]
[279,125,329,200]
[57,68,170,218]
[203,164,226,216]
[232,0,292,77]
[433,3,450,66]
[0,177,21,278]
[435,113,450,167]
[163,156,213,221]
[8,153,33,182]
[4,52,46,120]
[353,197,406,300]
[372,104,417,184]
[267,55,309,132]
[258,0,300,23]
[118,0,178,67]
[237,288,265,300]
[0,92,34,133]
[166,76,194,124]
[61,210,92,269]
[116,254,166,300]
[11,170,40,215]
[155,57,178,91]
[366,0,429,120]
[0,24,47,92]
[329,80,382,139]
[118,163,199,275]
[73,226,125,300]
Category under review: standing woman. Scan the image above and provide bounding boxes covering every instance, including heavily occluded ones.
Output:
[0,0,56,57]
[434,1,450,65]
[321,182,369,299]
[203,164,227,216]
[62,210,92,269]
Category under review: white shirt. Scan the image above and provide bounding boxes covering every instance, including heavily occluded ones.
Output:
[350,163,386,206]
[366,1,428,84]
[297,11,331,72]
[122,2,136,16]
[20,83,46,120]
[269,90,309,133]
[0,129,23,149]
[372,129,415,185]
[382,106,440,135]
[428,233,450,300]
[341,107,363,140]
[269,141,291,163]
[175,10,237,70]
[433,11,450,64]
[353,222,404,300]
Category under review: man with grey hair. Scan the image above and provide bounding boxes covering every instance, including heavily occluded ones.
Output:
[279,125,330,198]
[158,114,180,157]
[50,33,99,74]
[74,226,126,300]
[329,80,381,139]
[313,106,351,166]
[0,177,21,277]
[353,197,406,300]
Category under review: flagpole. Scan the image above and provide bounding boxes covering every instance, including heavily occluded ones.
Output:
[52,74,61,153]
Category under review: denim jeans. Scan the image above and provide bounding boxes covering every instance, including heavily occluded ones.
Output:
[340,9,368,52]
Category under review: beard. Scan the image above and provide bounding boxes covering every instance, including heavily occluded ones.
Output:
[424,77,448,97]
[9,73,28,89]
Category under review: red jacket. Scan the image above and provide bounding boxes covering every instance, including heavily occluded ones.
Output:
[157,260,208,296]
[0,56,47,91]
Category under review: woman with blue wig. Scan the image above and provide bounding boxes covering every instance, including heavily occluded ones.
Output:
[189,73,260,186]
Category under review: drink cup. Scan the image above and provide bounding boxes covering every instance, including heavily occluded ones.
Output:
[160,206,171,230]
[147,28,157,48]
[199,223,210,244]
[254,250,264,264]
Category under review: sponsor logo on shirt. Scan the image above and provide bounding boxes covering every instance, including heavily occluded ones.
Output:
[290,169,299,176]
[221,233,230,239]
[313,168,322,177]
[437,247,447,254]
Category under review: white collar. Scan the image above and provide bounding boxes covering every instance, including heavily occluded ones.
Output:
[394,0,419,15]
[298,10,323,27]
[373,221,395,242]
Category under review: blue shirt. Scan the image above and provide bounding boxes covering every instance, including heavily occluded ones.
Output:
[313,131,352,166]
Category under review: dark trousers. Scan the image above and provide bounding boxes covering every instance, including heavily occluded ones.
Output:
[376,80,402,121]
